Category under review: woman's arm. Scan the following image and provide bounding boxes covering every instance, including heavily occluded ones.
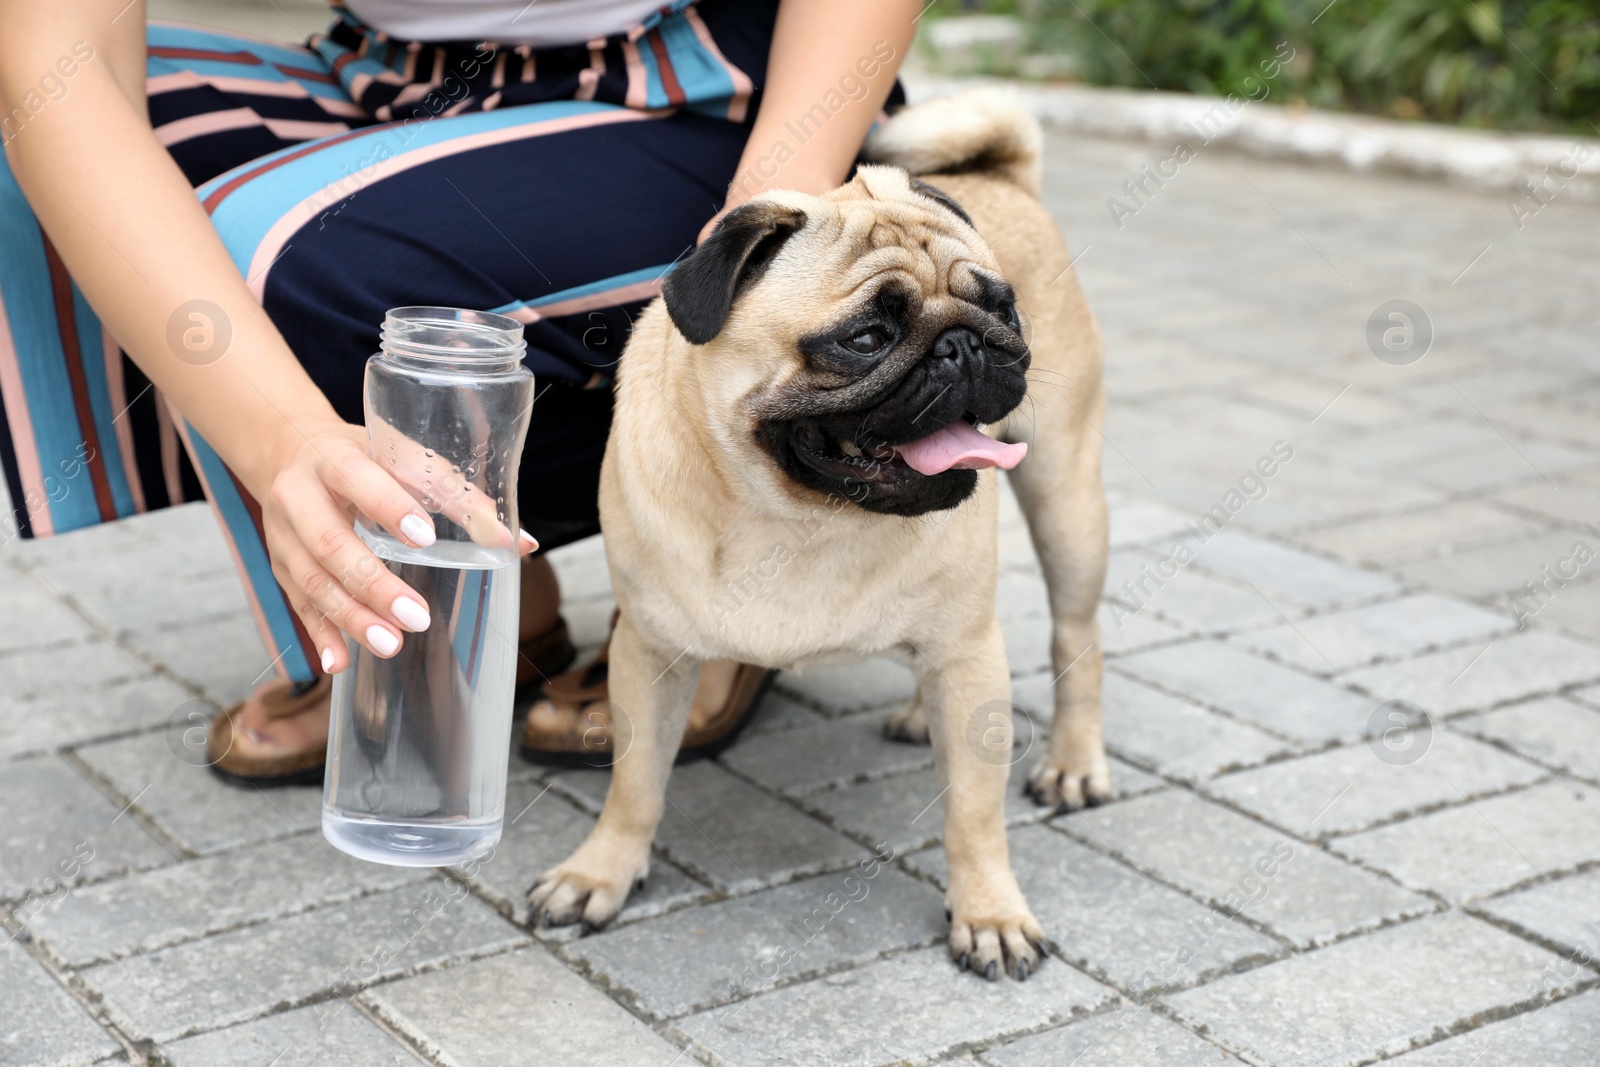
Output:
[711,0,922,229]
[0,1,464,669]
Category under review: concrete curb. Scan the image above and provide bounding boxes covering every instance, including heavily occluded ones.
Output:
[901,73,1600,206]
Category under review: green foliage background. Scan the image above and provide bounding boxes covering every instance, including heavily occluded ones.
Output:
[938,0,1600,133]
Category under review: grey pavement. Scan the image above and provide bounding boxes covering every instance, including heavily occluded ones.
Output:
[5,36,1600,1067]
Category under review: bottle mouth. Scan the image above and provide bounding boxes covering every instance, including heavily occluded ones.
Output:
[380,307,527,368]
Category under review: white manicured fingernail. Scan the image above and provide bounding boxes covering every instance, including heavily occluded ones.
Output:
[366,625,400,657]
[520,529,538,552]
[391,595,431,632]
[320,647,335,673]
[400,514,435,547]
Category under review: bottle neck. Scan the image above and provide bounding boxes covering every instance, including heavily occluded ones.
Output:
[378,306,527,376]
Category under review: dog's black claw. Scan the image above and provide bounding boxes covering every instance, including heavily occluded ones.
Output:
[537,910,550,929]
[1053,801,1075,817]
[1041,937,1061,956]
[957,953,969,971]
[944,907,952,922]
[578,920,592,937]
[985,961,997,981]
[1017,959,1029,982]
[1084,794,1105,808]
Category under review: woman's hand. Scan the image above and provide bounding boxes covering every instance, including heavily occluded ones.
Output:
[262,420,535,673]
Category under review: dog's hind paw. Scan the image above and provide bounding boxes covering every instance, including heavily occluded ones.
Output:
[527,850,648,933]
[1024,755,1112,814]
[882,700,930,745]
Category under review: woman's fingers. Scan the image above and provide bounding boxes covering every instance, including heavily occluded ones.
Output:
[269,532,405,666]
[272,551,349,673]
[266,465,425,662]
[365,415,516,551]
[316,433,438,550]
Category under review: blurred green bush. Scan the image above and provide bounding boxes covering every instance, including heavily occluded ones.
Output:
[936,0,1600,133]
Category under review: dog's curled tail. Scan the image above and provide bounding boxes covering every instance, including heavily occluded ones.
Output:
[863,88,1043,198]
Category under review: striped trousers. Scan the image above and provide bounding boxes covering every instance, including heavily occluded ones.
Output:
[0,0,783,683]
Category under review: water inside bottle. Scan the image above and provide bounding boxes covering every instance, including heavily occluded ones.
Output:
[322,542,520,867]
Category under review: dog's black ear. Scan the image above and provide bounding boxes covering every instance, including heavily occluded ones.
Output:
[909,178,974,228]
[663,203,807,345]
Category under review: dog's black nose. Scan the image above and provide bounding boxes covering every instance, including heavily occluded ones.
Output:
[931,326,984,363]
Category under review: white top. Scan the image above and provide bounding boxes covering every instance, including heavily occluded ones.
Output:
[342,0,673,46]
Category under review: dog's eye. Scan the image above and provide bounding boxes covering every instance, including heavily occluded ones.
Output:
[841,328,890,355]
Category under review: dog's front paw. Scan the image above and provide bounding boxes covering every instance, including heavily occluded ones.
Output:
[1024,753,1112,814]
[882,697,930,744]
[947,881,1049,981]
[527,842,649,934]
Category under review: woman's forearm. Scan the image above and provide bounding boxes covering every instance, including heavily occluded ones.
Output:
[726,0,921,206]
[0,2,344,501]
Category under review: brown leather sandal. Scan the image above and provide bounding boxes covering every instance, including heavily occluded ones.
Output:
[519,620,776,768]
[207,675,333,788]
[207,616,578,788]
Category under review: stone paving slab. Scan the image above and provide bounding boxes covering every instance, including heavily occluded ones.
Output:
[455,778,707,928]
[1409,441,1599,494]
[774,657,918,715]
[1331,779,1600,902]
[981,1008,1231,1067]
[994,569,1049,620]
[1093,601,1193,658]
[1104,551,1282,634]
[76,729,322,855]
[1477,869,1600,959]
[1495,475,1600,527]
[0,754,171,900]
[0,638,151,701]
[1162,912,1590,1067]
[1239,457,1451,537]
[1203,729,1547,838]
[360,947,685,1067]
[0,568,99,653]
[1062,790,1432,947]
[1347,630,1600,716]
[1080,671,1293,783]
[1456,695,1600,782]
[564,866,943,1018]
[160,1004,423,1066]
[552,761,870,893]
[117,614,278,708]
[717,713,936,797]
[675,946,1115,1067]
[0,939,120,1067]
[1385,991,1600,1067]
[81,884,526,1042]
[743,690,827,736]
[1295,500,1550,569]
[804,758,1163,856]
[1230,593,1517,674]
[1115,641,1375,746]
[0,674,192,762]
[25,834,425,967]
[1396,530,1597,599]
[905,825,1282,994]
[1528,579,1600,643]
[1191,530,1401,609]
[1105,495,1195,548]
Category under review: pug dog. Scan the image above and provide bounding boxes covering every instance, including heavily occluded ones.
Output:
[528,90,1109,981]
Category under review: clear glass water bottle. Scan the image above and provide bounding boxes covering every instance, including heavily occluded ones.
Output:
[322,307,534,867]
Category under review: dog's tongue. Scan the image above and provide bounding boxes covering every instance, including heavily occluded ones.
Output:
[895,420,1028,476]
